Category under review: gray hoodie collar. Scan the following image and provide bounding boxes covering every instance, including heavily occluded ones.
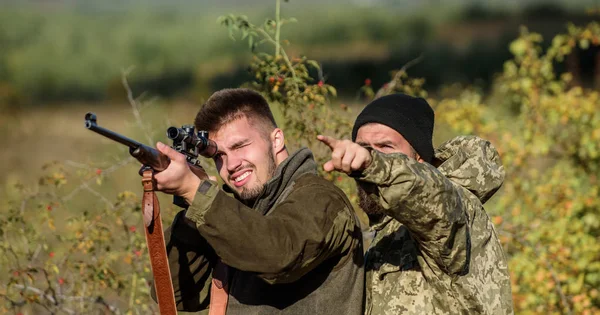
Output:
[251,147,317,214]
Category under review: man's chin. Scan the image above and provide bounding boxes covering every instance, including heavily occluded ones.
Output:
[233,184,263,202]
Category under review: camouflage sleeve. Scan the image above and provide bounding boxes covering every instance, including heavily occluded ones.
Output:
[357,150,470,276]
[184,179,358,284]
[150,210,216,312]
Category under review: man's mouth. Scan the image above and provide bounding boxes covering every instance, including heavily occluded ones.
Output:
[231,170,252,187]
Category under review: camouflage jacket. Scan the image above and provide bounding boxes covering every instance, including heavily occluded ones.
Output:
[153,148,364,315]
[357,136,514,315]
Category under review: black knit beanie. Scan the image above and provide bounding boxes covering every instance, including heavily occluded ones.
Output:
[352,93,435,163]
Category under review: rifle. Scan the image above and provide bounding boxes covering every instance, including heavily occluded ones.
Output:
[84,112,217,174]
[84,112,217,315]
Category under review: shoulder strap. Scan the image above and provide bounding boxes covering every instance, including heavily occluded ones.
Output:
[142,169,177,315]
[209,260,230,315]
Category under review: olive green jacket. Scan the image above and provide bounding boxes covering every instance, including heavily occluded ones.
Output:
[358,136,514,315]
[154,148,364,315]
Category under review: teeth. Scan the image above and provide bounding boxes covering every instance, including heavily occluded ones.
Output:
[234,171,251,182]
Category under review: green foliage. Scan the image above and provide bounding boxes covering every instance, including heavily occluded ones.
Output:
[1,1,599,314]
[430,22,600,314]
[0,4,439,103]
[0,162,157,314]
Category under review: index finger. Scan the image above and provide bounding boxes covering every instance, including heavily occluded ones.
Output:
[317,135,339,150]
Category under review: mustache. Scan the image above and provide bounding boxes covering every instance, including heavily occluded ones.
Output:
[228,163,255,181]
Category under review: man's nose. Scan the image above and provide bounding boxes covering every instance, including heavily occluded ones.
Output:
[226,153,243,173]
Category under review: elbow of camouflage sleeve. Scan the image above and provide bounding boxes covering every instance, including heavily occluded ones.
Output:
[439,222,471,276]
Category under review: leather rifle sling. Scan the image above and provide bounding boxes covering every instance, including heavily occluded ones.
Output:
[142,170,177,315]
[209,260,229,315]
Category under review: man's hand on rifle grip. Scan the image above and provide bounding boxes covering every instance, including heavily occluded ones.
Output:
[153,142,202,205]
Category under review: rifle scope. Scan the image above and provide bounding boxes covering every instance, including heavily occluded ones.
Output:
[166,126,218,158]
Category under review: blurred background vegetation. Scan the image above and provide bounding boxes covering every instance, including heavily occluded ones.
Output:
[1,0,599,314]
[1,0,599,104]
[2,0,600,185]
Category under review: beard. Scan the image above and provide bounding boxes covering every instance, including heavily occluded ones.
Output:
[357,184,386,222]
[234,145,277,202]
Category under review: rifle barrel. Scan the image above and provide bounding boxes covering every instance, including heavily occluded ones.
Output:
[84,112,170,171]
[85,112,142,149]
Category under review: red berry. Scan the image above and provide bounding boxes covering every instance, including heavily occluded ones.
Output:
[278,76,284,83]
[58,278,64,285]
[318,81,324,87]
[268,77,275,83]
[47,205,52,211]
[129,226,136,232]
[135,250,142,257]
[96,169,102,175]
[49,252,55,258]
[364,78,371,86]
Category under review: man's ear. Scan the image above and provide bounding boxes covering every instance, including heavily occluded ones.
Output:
[270,128,285,154]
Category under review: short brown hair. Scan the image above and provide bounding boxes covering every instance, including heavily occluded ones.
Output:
[194,88,277,136]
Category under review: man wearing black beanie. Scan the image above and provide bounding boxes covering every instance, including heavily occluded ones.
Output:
[351,93,435,163]
[318,93,514,315]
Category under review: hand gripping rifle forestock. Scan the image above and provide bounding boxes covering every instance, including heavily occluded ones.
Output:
[84,112,217,315]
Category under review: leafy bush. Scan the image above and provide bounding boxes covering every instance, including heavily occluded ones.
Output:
[1,1,599,314]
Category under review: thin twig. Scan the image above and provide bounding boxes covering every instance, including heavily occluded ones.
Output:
[80,182,115,210]
[11,284,75,315]
[275,0,281,57]
[95,296,121,314]
[41,269,59,307]
[62,156,134,202]
[122,68,155,146]
[64,160,95,170]
[255,28,300,93]
[397,53,425,75]
[374,54,424,99]
[8,284,122,315]
[31,244,42,263]
[19,197,29,216]
[6,246,22,270]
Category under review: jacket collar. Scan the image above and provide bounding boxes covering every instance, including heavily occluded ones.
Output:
[250,147,317,214]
